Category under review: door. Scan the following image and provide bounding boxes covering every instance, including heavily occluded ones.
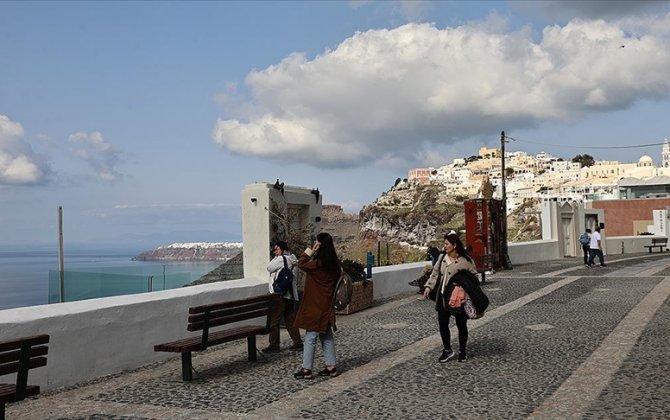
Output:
[562,216,574,257]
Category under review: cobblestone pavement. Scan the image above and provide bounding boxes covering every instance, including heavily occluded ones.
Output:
[6,253,670,419]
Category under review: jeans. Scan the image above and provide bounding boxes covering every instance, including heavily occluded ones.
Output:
[302,327,336,370]
[588,248,605,266]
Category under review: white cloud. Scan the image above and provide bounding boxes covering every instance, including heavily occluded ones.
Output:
[68,131,123,181]
[213,16,670,168]
[0,115,49,185]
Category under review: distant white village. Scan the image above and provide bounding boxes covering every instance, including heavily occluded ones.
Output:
[407,139,670,212]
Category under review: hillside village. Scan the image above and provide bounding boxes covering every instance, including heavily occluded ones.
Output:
[407,139,670,212]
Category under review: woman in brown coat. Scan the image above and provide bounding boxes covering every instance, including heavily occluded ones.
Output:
[293,232,341,379]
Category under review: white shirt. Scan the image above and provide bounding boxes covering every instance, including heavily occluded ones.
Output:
[266,252,300,300]
[589,231,601,249]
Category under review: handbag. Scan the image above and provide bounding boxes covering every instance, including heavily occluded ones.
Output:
[464,293,484,319]
[448,285,466,309]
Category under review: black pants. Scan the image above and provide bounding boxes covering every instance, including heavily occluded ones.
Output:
[437,301,468,354]
[582,244,590,265]
[588,248,605,266]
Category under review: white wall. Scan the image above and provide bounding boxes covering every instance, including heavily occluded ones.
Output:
[605,236,668,254]
[508,239,561,264]
[241,183,322,280]
[0,278,267,391]
[369,262,427,299]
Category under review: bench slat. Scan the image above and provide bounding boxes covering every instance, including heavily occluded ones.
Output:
[0,357,47,377]
[154,325,266,353]
[187,308,271,332]
[188,300,273,324]
[0,345,48,365]
[0,384,40,403]
[189,295,272,314]
[0,335,49,353]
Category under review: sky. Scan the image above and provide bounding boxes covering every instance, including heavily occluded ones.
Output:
[1,1,670,250]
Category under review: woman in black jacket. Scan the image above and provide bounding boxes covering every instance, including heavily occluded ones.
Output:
[423,232,478,363]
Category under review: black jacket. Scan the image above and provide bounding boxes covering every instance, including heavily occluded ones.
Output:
[451,269,489,313]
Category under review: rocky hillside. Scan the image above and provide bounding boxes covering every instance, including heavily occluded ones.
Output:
[359,181,542,248]
[360,182,466,247]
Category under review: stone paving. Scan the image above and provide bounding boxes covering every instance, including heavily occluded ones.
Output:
[6,253,670,419]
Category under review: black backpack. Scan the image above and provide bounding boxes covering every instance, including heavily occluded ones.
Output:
[272,256,294,296]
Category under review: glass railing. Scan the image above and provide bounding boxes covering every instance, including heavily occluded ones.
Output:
[47,264,243,304]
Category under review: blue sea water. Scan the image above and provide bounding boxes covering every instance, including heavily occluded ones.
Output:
[0,248,223,311]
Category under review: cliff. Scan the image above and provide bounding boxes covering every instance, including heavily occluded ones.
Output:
[133,242,243,261]
[360,182,466,247]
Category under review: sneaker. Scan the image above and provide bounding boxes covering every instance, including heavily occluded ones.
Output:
[458,352,467,362]
[261,346,280,353]
[289,343,303,351]
[293,368,314,379]
[318,367,340,377]
[599,264,607,267]
[439,349,455,363]
[586,264,593,269]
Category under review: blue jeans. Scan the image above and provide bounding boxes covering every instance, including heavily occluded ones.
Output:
[302,327,336,370]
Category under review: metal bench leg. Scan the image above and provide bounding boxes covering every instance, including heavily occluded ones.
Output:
[181,352,193,381]
[247,335,257,361]
[1,402,5,420]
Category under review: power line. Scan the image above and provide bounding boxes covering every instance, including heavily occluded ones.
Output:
[504,134,665,150]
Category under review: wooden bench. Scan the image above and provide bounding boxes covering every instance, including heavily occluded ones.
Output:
[154,295,273,381]
[0,334,49,420]
[644,237,668,253]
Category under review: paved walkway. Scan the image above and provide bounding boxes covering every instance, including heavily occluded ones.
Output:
[7,253,670,419]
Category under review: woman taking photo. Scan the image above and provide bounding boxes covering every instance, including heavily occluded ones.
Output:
[423,231,478,363]
[293,232,341,379]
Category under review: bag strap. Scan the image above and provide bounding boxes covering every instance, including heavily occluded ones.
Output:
[330,263,344,308]
[434,253,446,290]
[281,255,294,298]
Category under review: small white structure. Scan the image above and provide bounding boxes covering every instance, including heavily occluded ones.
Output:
[241,182,323,280]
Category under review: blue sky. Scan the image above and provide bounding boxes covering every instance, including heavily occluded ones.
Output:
[1,1,670,250]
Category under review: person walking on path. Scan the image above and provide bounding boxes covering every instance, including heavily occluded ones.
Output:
[579,229,592,267]
[263,241,303,353]
[587,226,606,267]
[423,231,478,363]
[293,232,341,379]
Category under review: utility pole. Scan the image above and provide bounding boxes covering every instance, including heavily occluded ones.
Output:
[500,131,506,203]
[57,206,65,302]
[500,131,512,269]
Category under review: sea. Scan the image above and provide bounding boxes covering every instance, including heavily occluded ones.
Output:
[0,247,224,311]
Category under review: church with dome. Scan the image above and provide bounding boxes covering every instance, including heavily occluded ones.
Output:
[618,139,670,199]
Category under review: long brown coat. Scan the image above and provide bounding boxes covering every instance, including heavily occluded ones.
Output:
[294,252,339,333]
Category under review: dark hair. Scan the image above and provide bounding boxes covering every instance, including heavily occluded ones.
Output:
[315,232,340,272]
[444,232,473,263]
[274,241,289,252]
[586,228,591,233]
[427,246,441,259]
